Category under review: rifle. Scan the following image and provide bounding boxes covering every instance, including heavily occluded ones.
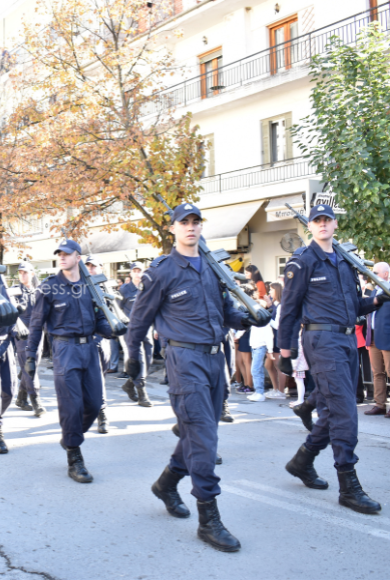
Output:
[78,260,128,336]
[285,203,390,297]
[156,194,271,325]
[101,279,130,325]
[0,268,29,339]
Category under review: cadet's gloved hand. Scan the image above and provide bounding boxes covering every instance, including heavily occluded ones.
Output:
[25,357,36,380]
[241,309,272,328]
[375,293,390,306]
[16,303,27,314]
[290,347,298,360]
[0,296,19,327]
[14,321,29,341]
[277,356,293,377]
[112,321,127,337]
[125,358,141,380]
[356,316,366,325]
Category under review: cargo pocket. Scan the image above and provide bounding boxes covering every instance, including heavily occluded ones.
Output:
[314,362,337,398]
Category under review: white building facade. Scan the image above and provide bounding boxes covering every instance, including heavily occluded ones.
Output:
[1,0,385,280]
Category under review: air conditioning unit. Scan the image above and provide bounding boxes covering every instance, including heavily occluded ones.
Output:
[238,226,249,249]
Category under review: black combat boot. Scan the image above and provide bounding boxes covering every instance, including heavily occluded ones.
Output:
[285,444,328,489]
[197,498,241,552]
[66,447,93,483]
[216,453,223,465]
[137,384,153,407]
[29,393,46,417]
[122,378,138,402]
[97,409,109,434]
[151,466,190,518]
[15,389,33,411]
[172,423,180,438]
[338,469,381,514]
[292,400,315,431]
[0,427,8,454]
[220,400,234,423]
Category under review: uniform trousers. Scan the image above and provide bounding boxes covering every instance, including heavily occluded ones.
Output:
[166,345,226,501]
[15,333,44,396]
[0,340,17,427]
[95,337,111,410]
[52,338,103,448]
[302,330,359,471]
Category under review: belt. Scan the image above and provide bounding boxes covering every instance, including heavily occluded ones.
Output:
[168,339,220,354]
[304,324,355,335]
[52,335,93,344]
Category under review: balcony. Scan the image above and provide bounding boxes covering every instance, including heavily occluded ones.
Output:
[143,2,390,116]
[200,157,316,196]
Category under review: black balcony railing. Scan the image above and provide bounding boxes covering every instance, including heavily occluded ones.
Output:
[143,2,390,116]
[200,157,316,195]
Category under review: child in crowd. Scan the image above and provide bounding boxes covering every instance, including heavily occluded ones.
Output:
[289,331,309,408]
[248,300,274,402]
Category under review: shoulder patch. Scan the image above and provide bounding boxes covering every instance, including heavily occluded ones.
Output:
[293,246,307,256]
[150,255,168,268]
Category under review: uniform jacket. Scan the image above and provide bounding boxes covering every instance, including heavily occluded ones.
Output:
[11,283,36,327]
[119,282,138,317]
[278,240,377,350]
[366,287,390,350]
[26,270,112,358]
[127,248,244,359]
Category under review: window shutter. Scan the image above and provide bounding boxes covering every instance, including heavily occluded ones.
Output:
[208,134,215,176]
[261,120,270,165]
[285,112,293,159]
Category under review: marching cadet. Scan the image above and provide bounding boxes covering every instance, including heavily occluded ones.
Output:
[122,262,153,407]
[25,239,114,482]
[13,262,46,417]
[279,204,386,514]
[0,277,22,453]
[126,203,264,552]
[85,255,111,434]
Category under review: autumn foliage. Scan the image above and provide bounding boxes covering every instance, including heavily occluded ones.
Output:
[0,0,205,253]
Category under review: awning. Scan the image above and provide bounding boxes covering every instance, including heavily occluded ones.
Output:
[80,229,158,263]
[265,194,304,222]
[202,200,264,251]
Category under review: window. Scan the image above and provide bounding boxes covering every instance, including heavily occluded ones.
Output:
[269,16,298,75]
[277,256,287,276]
[198,47,223,99]
[261,112,293,165]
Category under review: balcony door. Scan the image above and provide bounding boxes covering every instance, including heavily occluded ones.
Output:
[199,47,223,99]
[269,16,298,75]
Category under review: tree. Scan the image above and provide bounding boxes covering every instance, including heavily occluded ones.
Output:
[0,0,205,254]
[292,25,390,260]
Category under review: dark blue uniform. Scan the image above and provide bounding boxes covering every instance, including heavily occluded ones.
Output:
[0,283,17,429]
[119,282,138,317]
[12,283,43,397]
[26,271,112,447]
[128,248,243,501]
[279,240,377,471]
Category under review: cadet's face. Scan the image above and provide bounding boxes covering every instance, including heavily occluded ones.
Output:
[131,268,142,286]
[308,216,337,242]
[170,214,202,247]
[86,263,101,275]
[19,270,32,286]
[57,251,81,271]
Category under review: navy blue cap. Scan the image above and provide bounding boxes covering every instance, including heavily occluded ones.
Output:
[130,261,144,271]
[309,204,336,221]
[85,254,102,267]
[54,239,82,255]
[171,203,202,223]
[18,261,34,272]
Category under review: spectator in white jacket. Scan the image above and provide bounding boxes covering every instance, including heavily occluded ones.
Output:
[248,315,274,402]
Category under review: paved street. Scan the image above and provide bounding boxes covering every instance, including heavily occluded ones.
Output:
[1,360,389,580]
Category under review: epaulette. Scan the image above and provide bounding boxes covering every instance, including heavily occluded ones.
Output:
[292,246,307,256]
[150,255,168,268]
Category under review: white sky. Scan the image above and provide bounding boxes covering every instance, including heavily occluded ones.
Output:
[0,0,28,18]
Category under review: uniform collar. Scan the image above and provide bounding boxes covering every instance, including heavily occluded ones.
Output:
[58,270,82,286]
[170,247,200,269]
[310,240,344,263]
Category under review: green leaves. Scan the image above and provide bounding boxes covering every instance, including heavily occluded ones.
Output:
[293,24,390,260]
